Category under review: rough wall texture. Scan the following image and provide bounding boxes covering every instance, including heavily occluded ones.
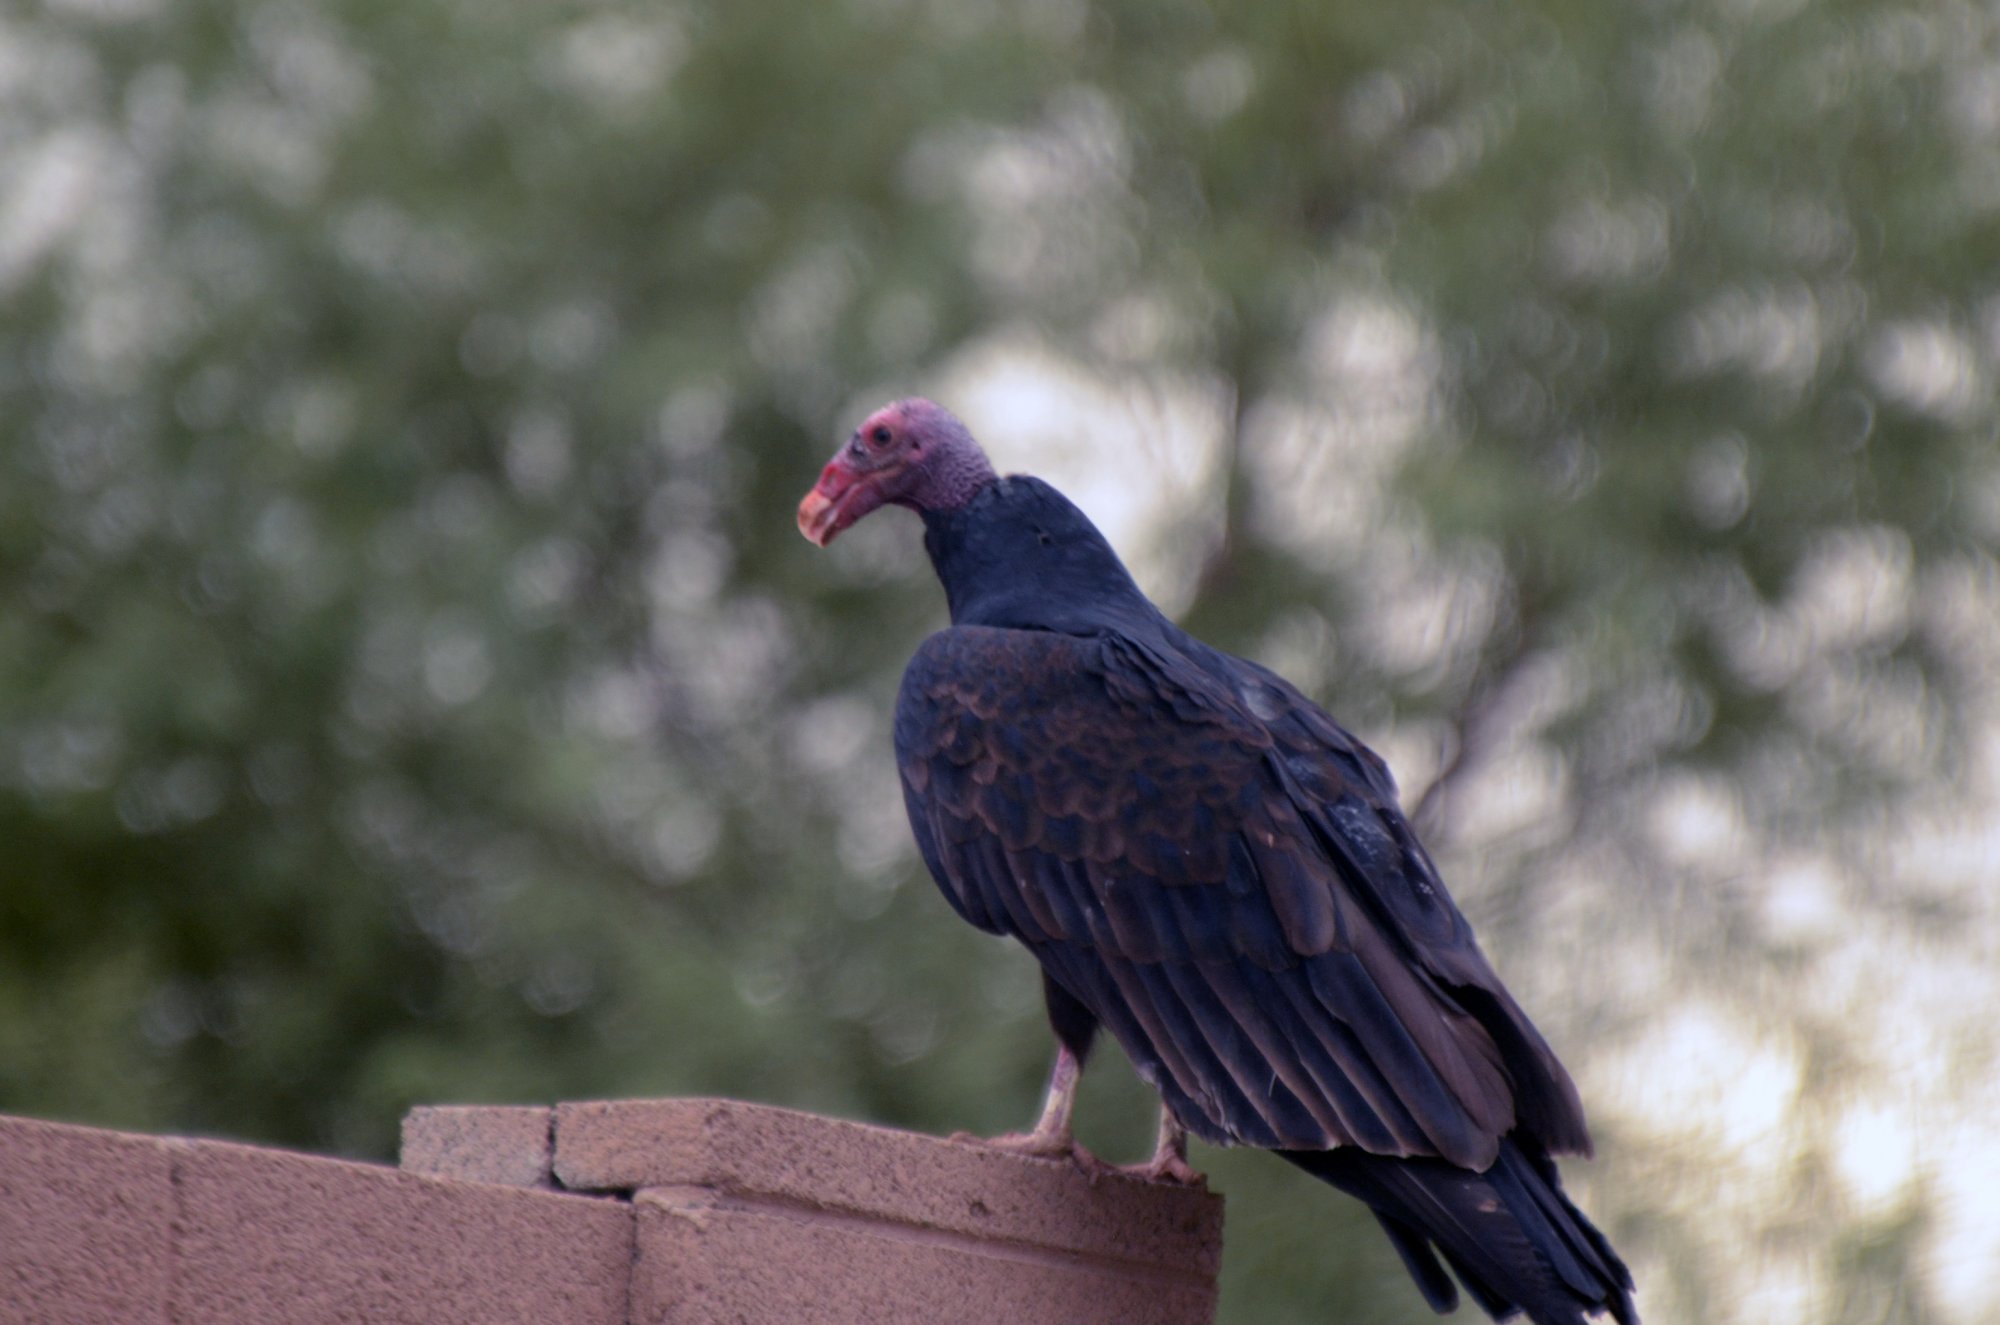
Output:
[4,1099,1224,1324]
[0,1117,174,1325]
[0,1113,629,1325]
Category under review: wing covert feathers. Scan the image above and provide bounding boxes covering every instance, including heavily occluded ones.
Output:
[894,625,1594,1167]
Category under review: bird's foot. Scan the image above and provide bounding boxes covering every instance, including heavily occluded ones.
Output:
[1122,1107,1205,1186]
[950,1129,1112,1182]
[1122,1149,1207,1188]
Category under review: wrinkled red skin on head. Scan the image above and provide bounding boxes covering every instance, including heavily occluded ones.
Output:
[797,399,991,546]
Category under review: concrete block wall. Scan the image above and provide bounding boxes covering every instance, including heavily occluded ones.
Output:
[1,1112,630,1325]
[2,1099,1223,1324]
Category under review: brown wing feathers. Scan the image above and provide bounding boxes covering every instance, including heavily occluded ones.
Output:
[894,625,1591,1167]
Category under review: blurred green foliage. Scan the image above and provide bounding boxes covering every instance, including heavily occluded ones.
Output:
[4,1,1998,1322]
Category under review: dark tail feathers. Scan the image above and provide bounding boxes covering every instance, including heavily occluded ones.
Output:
[1282,1137,1636,1325]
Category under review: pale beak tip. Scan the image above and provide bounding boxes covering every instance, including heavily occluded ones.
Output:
[797,490,836,547]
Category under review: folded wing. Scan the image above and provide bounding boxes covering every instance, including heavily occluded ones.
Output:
[894,624,1591,1168]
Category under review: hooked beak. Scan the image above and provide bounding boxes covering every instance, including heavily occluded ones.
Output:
[796,455,885,547]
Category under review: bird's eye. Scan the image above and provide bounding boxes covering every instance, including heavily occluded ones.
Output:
[870,425,892,446]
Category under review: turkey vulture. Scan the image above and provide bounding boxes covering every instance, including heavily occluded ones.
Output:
[797,398,1637,1325]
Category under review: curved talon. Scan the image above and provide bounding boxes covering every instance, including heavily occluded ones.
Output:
[954,1129,1110,1182]
[1126,1151,1207,1188]
[980,1129,1080,1158]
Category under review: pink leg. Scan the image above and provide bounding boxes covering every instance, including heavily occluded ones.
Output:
[953,1044,1106,1174]
[1125,1105,1205,1186]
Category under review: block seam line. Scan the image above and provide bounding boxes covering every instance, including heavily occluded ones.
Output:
[544,1105,561,1192]
[636,1184,1219,1290]
[165,1138,191,1325]
[622,1182,641,1325]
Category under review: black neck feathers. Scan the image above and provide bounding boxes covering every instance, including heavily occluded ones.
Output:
[921,477,1164,639]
